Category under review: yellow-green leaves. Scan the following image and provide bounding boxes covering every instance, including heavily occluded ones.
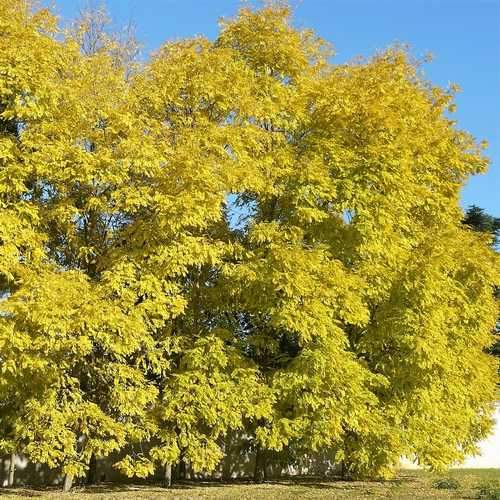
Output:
[0,0,497,485]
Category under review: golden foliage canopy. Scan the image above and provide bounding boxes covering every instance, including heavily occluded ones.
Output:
[0,0,498,482]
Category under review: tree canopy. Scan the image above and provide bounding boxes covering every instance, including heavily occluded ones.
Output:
[0,0,498,489]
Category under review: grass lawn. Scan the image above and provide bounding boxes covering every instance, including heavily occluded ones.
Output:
[0,469,499,499]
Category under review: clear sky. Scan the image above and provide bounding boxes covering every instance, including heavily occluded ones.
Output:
[47,0,500,216]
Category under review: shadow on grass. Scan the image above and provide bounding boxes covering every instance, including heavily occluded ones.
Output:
[0,490,44,497]
[0,475,416,496]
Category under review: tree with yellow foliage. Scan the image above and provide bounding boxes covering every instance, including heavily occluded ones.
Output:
[0,0,157,490]
[208,4,498,479]
[0,0,498,491]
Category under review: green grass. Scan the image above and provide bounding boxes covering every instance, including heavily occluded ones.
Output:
[1,469,499,499]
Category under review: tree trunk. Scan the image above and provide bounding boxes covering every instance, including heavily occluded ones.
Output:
[86,454,97,485]
[221,433,232,481]
[340,460,352,480]
[7,450,15,487]
[163,463,172,487]
[179,459,186,480]
[253,445,266,483]
[63,473,73,492]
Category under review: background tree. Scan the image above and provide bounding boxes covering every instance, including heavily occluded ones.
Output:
[463,205,500,359]
[463,205,500,250]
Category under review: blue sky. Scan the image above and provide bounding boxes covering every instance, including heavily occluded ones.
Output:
[47,0,500,216]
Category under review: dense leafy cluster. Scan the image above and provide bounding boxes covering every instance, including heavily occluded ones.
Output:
[0,0,498,488]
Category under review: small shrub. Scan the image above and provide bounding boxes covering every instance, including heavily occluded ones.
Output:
[477,480,500,500]
[432,477,460,490]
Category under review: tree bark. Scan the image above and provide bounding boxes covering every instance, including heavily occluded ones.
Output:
[163,463,172,487]
[86,454,97,485]
[340,460,351,480]
[7,450,15,487]
[221,433,231,481]
[63,473,73,492]
[178,459,186,480]
[253,445,266,483]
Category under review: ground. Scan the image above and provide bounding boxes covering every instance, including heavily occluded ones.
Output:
[1,469,499,499]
